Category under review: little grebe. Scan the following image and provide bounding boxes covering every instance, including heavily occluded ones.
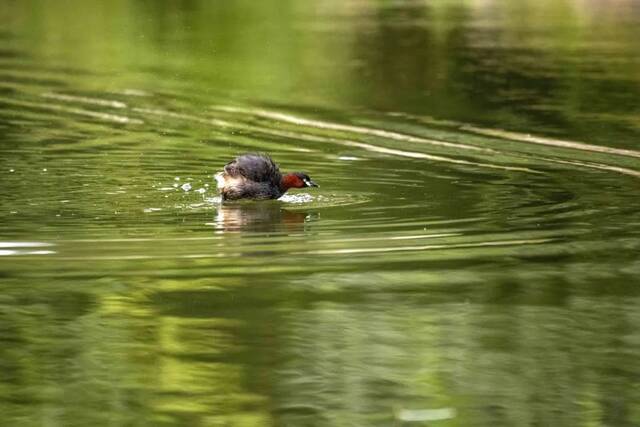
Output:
[215,153,318,200]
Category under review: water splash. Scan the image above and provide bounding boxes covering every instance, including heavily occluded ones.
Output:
[279,193,314,204]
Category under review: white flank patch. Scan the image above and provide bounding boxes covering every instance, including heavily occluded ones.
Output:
[214,172,225,189]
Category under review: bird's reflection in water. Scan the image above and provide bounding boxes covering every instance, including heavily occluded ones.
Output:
[213,201,317,233]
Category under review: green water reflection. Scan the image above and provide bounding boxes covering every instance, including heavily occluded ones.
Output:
[1,1,640,426]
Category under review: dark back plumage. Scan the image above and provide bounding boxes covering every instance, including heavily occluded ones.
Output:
[224,153,282,185]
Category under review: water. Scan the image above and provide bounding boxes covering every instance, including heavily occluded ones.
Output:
[1,1,640,426]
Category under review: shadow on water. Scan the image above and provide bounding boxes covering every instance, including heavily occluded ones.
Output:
[213,201,315,233]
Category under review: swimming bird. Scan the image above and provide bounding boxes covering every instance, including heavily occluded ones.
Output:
[215,153,318,200]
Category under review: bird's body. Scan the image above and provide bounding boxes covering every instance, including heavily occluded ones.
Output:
[215,153,317,201]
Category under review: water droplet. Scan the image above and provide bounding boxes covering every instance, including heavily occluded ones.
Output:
[43,168,47,172]
[9,169,14,173]
[181,183,192,192]
[196,188,206,194]
[174,177,180,181]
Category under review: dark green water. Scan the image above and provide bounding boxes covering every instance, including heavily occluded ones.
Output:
[2,1,640,426]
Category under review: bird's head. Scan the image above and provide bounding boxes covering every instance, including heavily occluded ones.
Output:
[281,172,318,189]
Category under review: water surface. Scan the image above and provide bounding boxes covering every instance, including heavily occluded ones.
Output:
[1,1,640,426]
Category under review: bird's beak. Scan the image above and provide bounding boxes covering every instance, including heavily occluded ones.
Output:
[304,179,319,188]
